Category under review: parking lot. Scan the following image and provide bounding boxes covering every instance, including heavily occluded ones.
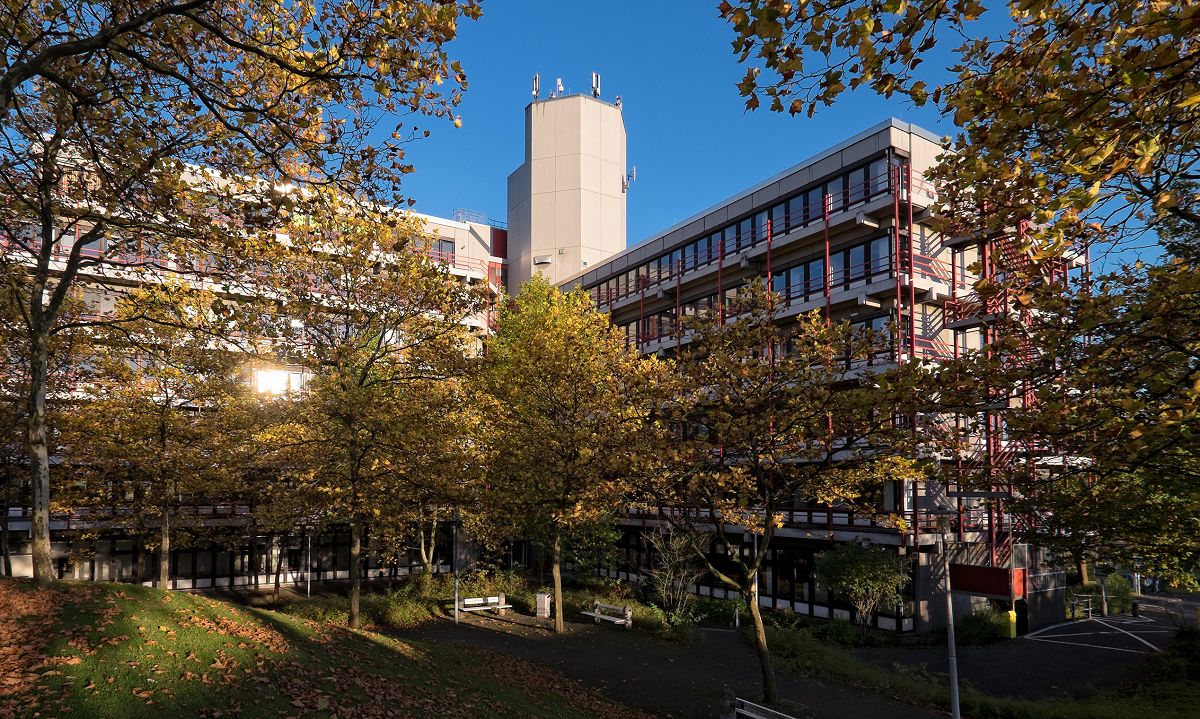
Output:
[1024,611,1176,654]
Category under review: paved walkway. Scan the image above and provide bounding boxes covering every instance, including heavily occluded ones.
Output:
[398,614,941,719]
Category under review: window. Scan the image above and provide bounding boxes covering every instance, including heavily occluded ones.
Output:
[870,236,892,275]
[806,258,825,298]
[771,270,787,295]
[755,211,769,240]
[847,166,868,205]
[806,187,824,223]
[770,203,788,235]
[830,251,846,288]
[737,218,753,251]
[723,225,737,256]
[849,244,867,282]
[831,176,848,212]
[870,158,889,195]
[787,265,804,300]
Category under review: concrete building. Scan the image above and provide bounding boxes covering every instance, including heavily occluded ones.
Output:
[551,118,1067,633]
[506,92,627,290]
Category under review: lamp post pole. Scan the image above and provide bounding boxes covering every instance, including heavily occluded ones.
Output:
[453,509,460,626]
[305,530,312,598]
[939,530,961,719]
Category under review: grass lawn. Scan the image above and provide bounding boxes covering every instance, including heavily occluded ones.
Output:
[766,624,1200,719]
[0,578,654,718]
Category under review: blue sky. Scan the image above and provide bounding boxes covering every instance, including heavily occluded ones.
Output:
[400,2,959,246]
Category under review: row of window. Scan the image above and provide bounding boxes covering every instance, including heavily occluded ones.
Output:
[609,234,897,344]
[588,155,903,306]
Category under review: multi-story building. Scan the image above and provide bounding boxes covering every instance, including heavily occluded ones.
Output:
[554,118,1066,632]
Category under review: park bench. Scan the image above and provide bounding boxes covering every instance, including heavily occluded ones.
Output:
[580,600,632,629]
[720,689,799,719]
[455,593,511,616]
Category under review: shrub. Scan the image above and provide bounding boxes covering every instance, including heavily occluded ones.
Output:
[957,609,1006,645]
[1104,574,1133,614]
[815,544,910,629]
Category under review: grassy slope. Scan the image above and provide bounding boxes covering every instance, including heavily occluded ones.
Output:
[0,579,654,719]
[766,625,1200,719]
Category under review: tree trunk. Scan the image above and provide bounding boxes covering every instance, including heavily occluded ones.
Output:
[551,529,565,634]
[417,519,434,596]
[1078,559,1090,585]
[349,519,362,629]
[133,537,145,584]
[1,467,12,576]
[25,331,53,586]
[159,504,171,589]
[745,580,778,704]
[273,534,286,602]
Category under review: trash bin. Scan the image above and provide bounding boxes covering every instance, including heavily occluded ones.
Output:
[1131,601,1139,617]
[1005,610,1018,639]
[535,592,551,619]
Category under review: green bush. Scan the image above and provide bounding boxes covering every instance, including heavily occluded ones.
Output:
[1105,574,1133,614]
[957,609,1006,645]
[1067,575,1135,618]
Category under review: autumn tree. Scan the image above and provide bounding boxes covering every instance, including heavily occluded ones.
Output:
[371,377,486,595]
[56,284,253,588]
[815,542,910,629]
[0,0,479,585]
[651,282,930,703]
[721,0,1200,583]
[266,200,482,628]
[481,276,666,634]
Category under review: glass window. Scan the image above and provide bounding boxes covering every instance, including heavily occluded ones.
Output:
[870,158,889,196]
[770,203,788,235]
[723,225,737,256]
[830,251,846,288]
[771,270,787,294]
[754,211,769,241]
[848,166,868,205]
[787,265,804,300]
[849,244,867,281]
[737,218,753,250]
[806,258,825,297]
[832,176,848,212]
[806,187,824,223]
[672,249,682,272]
[870,236,892,275]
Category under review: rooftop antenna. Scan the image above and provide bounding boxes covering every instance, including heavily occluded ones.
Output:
[532,73,540,100]
[622,165,637,194]
[555,77,564,96]
[615,95,622,110]
[591,72,601,98]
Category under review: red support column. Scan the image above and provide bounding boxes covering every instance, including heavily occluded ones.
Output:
[907,163,918,361]
[718,233,726,326]
[893,163,904,366]
[675,260,682,351]
[823,193,832,323]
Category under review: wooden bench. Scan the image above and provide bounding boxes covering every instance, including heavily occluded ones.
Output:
[455,593,511,616]
[720,689,799,719]
[580,600,632,629]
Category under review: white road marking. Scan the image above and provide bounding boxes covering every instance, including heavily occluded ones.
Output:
[1094,619,1162,652]
[1026,637,1150,654]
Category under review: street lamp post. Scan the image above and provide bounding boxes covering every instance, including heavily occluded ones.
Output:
[937,521,962,719]
[453,509,460,626]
